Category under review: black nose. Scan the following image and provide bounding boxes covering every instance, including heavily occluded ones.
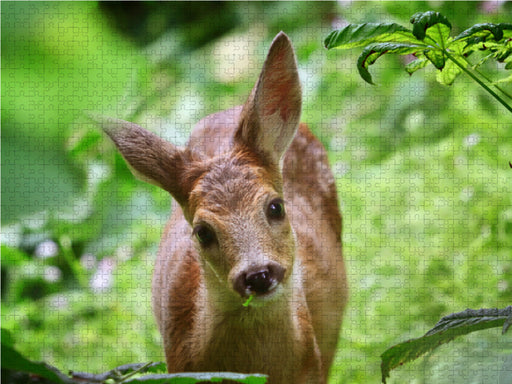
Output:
[246,270,272,293]
[234,263,286,297]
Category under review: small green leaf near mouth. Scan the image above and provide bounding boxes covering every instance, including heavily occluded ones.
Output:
[242,295,254,307]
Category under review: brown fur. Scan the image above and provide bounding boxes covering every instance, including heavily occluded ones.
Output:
[102,32,348,384]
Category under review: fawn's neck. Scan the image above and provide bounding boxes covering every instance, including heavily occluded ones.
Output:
[193,258,310,377]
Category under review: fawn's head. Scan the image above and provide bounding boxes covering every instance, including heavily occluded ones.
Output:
[99,32,301,304]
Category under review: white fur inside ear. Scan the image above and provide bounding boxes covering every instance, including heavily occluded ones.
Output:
[260,111,300,168]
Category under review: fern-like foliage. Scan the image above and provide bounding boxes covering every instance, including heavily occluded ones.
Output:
[380,306,512,383]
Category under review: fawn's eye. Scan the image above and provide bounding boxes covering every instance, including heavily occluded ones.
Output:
[193,224,216,247]
[267,198,286,221]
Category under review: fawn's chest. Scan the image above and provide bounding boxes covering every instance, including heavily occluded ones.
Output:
[191,303,308,379]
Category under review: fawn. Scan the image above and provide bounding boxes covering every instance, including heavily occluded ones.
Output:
[100,32,348,384]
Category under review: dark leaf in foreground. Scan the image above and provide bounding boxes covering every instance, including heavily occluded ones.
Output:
[1,329,266,384]
[380,306,512,383]
[1,343,74,384]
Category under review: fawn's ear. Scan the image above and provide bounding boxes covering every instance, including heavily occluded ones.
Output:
[235,32,302,168]
[95,116,202,210]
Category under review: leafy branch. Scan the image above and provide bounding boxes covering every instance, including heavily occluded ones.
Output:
[380,306,512,383]
[1,329,267,384]
[324,11,512,113]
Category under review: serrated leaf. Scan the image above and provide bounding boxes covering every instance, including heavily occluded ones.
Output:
[324,23,420,50]
[381,306,512,384]
[453,23,505,43]
[454,23,512,45]
[474,41,511,64]
[1,338,266,384]
[426,23,452,50]
[436,56,463,85]
[357,42,424,84]
[410,11,452,42]
[424,48,446,69]
[405,57,430,74]
[495,44,512,62]
[451,23,512,60]
[409,12,452,70]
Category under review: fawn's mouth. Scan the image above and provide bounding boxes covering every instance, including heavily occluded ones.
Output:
[240,281,283,308]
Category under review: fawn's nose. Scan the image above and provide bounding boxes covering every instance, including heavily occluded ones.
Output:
[233,262,286,297]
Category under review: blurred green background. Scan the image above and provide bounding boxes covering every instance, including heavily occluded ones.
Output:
[2,1,511,383]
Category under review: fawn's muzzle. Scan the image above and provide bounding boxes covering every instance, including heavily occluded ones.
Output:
[234,262,286,297]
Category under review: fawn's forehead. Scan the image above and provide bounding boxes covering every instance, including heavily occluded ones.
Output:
[189,153,278,217]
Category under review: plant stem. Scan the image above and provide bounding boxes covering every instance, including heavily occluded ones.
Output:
[118,362,154,383]
[470,64,512,101]
[444,50,512,114]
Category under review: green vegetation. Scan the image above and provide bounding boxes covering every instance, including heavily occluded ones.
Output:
[1,331,267,384]
[380,307,512,383]
[2,2,511,383]
[324,11,512,112]
[325,11,511,382]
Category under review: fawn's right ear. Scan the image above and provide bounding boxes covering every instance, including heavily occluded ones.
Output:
[94,116,202,211]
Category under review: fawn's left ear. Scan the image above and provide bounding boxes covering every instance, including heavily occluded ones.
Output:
[235,32,302,168]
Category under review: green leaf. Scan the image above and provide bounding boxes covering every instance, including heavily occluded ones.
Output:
[426,24,451,50]
[324,23,419,50]
[496,47,512,62]
[423,48,445,70]
[410,11,452,42]
[405,57,430,75]
[453,23,512,43]
[381,306,512,384]
[1,343,74,384]
[357,43,424,84]
[450,24,512,63]
[0,340,267,384]
[408,12,453,70]
[473,41,511,64]
[436,57,463,85]
[492,39,512,62]
[242,294,254,307]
